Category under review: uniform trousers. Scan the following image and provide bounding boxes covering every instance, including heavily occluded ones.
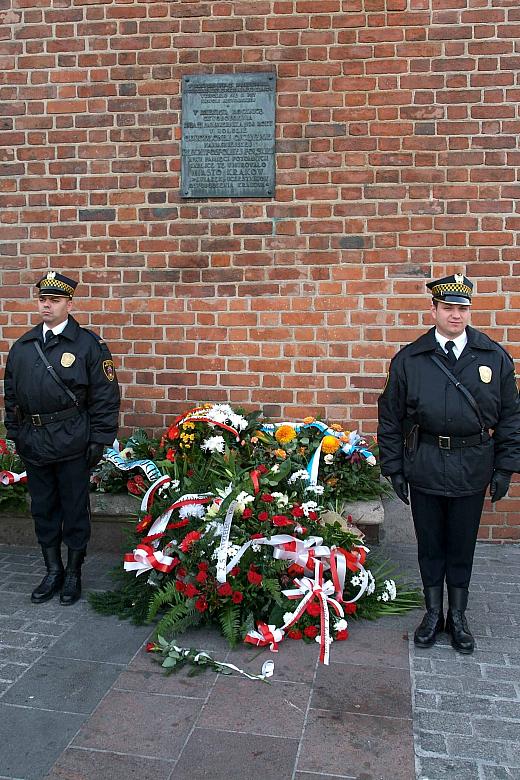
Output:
[24,456,91,550]
[410,488,485,591]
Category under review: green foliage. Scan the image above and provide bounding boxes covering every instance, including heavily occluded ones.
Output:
[219,604,241,646]
[87,575,151,625]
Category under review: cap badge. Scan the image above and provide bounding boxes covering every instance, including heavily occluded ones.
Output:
[479,365,492,384]
[61,352,76,368]
[454,273,464,284]
[46,271,56,280]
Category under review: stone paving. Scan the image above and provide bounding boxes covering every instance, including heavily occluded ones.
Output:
[0,540,518,780]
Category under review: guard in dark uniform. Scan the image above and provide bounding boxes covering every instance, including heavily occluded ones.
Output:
[3,272,120,605]
[377,274,520,654]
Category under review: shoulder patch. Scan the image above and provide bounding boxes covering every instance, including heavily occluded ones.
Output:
[103,360,116,382]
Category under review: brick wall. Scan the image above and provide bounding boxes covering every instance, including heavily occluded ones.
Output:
[1,0,519,539]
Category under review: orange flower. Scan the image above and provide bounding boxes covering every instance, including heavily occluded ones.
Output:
[274,448,287,459]
[303,416,315,424]
[331,423,343,432]
[321,435,341,454]
[275,424,296,444]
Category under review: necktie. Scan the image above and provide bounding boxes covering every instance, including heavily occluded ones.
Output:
[445,340,457,366]
[44,330,53,344]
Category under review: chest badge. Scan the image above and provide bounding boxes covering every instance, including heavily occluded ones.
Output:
[479,365,492,383]
[61,352,76,368]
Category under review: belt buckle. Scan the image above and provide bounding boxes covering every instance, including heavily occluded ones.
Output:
[439,435,451,450]
[31,414,42,426]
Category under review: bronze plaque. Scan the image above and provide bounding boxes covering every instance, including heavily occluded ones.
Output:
[181,73,276,199]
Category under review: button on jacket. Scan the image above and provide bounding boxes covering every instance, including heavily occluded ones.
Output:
[377,326,520,497]
[4,316,120,466]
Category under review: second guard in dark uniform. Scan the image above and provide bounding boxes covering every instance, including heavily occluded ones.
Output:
[3,272,120,605]
[377,274,520,654]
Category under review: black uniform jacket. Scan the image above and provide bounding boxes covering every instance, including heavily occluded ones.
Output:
[4,316,120,466]
[377,326,520,497]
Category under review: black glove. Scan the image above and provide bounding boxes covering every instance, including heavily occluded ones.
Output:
[490,470,512,503]
[86,442,104,469]
[390,473,409,505]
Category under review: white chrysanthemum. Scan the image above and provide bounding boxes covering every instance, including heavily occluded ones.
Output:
[350,575,361,587]
[227,544,240,559]
[324,454,334,464]
[251,542,262,553]
[271,492,289,506]
[288,469,310,484]
[305,484,324,495]
[271,464,280,473]
[179,503,205,520]
[384,579,397,600]
[366,570,376,595]
[302,500,318,517]
[381,592,389,602]
[201,435,226,454]
[119,447,135,460]
[236,491,255,505]
[229,412,248,431]
[335,618,348,632]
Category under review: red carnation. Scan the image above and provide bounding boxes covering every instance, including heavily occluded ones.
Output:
[247,570,263,586]
[306,601,321,618]
[179,531,201,553]
[167,425,179,440]
[175,580,186,593]
[304,625,319,639]
[258,511,269,522]
[166,448,175,462]
[242,508,253,519]
[287,629,302,640]
[250,533,263,540]
[198,561,209,571]
[195,570,208,583]
[217,582,233,597]
[177,566,187,578]
[336,629,349,641]
[261,493,274,503]
[291,506,304,518]
[231,591,243,604]
[195,597,208,613]
[308,511,318,521]
[184,583,199,598]
[344,603,357,614]
[257,464,269,475]
[287,563,305,578]
[145,642,155,652]
[229,566,240,577]
[135,514,152,533]
[272,515,292,527]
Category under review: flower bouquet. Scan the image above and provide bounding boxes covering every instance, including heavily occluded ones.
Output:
[0,437,28,512]
[89,404,420,665]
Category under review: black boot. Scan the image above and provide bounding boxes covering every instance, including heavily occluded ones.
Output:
[31,545,64,604]
[59,548,86,606]
[446,586,474,654]
[414,586,445,648]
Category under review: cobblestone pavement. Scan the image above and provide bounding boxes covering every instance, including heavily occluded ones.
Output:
[0,541,518,780]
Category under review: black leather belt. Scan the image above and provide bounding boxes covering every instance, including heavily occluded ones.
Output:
[24,407,82,427]
[421,431,490,450]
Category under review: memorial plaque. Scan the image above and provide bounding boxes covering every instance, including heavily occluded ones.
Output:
[181,73,276,199]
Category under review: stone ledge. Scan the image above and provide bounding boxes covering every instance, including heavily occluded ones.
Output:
[0,493,383,549]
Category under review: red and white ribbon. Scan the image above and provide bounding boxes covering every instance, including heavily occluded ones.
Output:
[281,559,344,665]
[124,543,178,576]
[0,469,27,485]
[244,622,285,652]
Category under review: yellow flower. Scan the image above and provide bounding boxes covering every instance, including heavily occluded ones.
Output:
[331,423,343,432]
[322,435,341,454]
[274,448,287,459]
[275,424,296,444]
[303,416,315,424]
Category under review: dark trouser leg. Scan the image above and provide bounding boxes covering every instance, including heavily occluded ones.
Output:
[410,489,448,588]
[24,462,63,547]
[56,456,92,551]
[56,456,90,605]
[445,491,485,590]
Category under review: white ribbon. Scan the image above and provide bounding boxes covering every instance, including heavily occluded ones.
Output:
[216,500,238,583]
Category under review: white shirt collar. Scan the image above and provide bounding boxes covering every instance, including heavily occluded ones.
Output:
[43,318,69,338]
[435,329,467,359]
